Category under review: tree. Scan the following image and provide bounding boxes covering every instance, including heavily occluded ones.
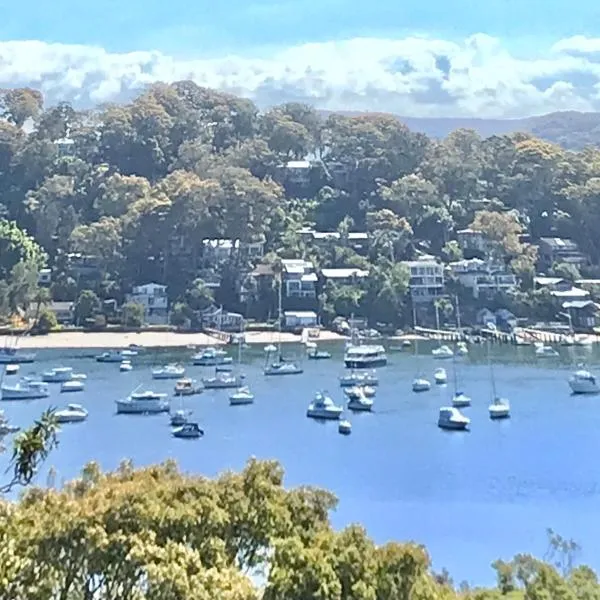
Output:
[121,301,145,328]
[0,219,46,280]
[1,87,43,128]
[34,307,58,333]
[73,289,101,325]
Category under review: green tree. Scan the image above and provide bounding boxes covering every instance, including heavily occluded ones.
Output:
[34,307,58,333]
[121,301,145,328]
[73,289,101,325]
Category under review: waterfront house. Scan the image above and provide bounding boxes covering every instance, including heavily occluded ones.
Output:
[281,259,317,300]
[200,306,244,332]
[47,301,74,325]
[38,268,52,286]
[476,308,497,328]
[402,256,445,304]
[495,308,518,331]
[321,268,369,286]
[127,283,168,325]
[448,259,517,299]
[538,237,587,271]
[283,310,318,330]
[562,300,600,331]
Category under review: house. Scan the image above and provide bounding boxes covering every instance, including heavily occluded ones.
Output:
[38,268,52,286]
[549,286,590,302]
[402,257,445,303]
[562,300,600,330]
[283,310,318,330]
[448,259,517,299]
[575,279,600,296]
[321,268,369,286]
[67,253,102,281]
[202,238,265,266]
[54,137,75,157]
[495,309,517,331]
[538,237,587,270]
[127,283,168,325]
[200,306,244,332]
[456,229,493,259]
[299,228,370,254]
[48,302,73,325]
[281,259,317,300]
[278,160,312,186]
[534,276,567,290]
[476,308,497,328]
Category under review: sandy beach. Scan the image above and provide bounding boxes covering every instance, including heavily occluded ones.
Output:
[1,329,347,350]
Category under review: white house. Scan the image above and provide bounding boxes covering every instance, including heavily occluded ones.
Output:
[321,268,369,285]
[283,310,318,330]
[449,259,517,299]
[127,283,168,325]
[281,259,317,299]
[38,268,52,286]
[402,257,445,303]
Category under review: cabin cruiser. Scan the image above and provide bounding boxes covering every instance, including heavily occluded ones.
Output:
[264,361,303,376]
[534,342,559,357]
[119,360,133,372]
[61,380,85,393]
[229,386,254,405]
[344,344,387,368]
[172,422,204,439]
[432,345,454,359]
[55,403,88,423]
[202,373,244,389]
[192,347,233,366]
[5,364,19,375]
[412,377,431,392]
[452,391,471,407]
[115,391,169,414]
[489,398,511,419]
[347,389,374,411]
[438,407,470,430]
[152,364,185,379]
[339,371,378,387]
[306,392,343,420]
[434,368,447,384]
[338,419,352,435]
[174,378,201,396]
[97,350,128,363]
[306,343,332,360]
[42,367,76,383]
[1,379,49,400]
[344,385,376,400]
[170,409,190,426]
[569,369,600,394]
[0,347,35,364]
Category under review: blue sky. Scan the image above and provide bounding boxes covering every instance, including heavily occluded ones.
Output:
[1,0,598,56]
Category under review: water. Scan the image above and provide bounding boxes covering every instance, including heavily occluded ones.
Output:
[2,341,600,585]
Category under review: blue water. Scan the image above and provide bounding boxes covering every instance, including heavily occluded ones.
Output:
[2,342,600,585]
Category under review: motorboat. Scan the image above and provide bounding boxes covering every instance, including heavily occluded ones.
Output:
[434,368,447,385]
[534,342,559,357]
[202,373,244,389]
[569,369,600,394]
[339,371,378,387]
[456,341,469,356]
[306,343,332,360]
[192,347,233,366]
[5,364,19,375]
[121,348,138,357]
[0,347,35,364]
[438,406,470,430]
[264,361,303,376]
[170,409,190,426]
[61,380,84,393]
[452,391,471,407]
[489,398,511,419]
[55,403,88,423]
[344,385,376,400]
[96,350,129,363]
[1,379,49,400]
[306,391,343,420]
[115,391,169,414]
[152,364,185,379]
[338,419,352,435]
[347,389,374,411]
[264,344,277,353]
[344,344,387,368]
[172,422,204,439]
[215,364,233,372]
[412,377,431,392]
[575,335,594,346]
[174,378,201,396]
[432,345,454,359]
[229,386,255,405]
[120,360,133,372]
[0,418,20,434]
[42,367,75,383]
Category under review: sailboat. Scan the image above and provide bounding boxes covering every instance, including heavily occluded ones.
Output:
[431,302,454,359]
[0,336,35,364]
[487,331,510,419]
[264,274,303,376]
[411,303,431,392]
[450,343,471,407]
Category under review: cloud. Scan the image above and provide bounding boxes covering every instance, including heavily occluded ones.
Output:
[3,34,600,118]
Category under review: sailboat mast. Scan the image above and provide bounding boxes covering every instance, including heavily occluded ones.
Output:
[455,295,462,331]
[488,338,497,401]
[277,274,282,357]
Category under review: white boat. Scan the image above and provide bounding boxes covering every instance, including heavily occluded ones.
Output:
[412,377,431,392]
[61,380,85,393]
[456,341,469,356]
[489,398,511,419]
[347,389,374,411]
[575,335,594,346]
[434,368,447,384]
[170,409,190,426]
[192,347,233,366]
[42,367,74,383]
[1,379,49,400]
[202,373,244,389]
[172,422,204,439]
[344,385,376,399]
[5,364,19,375]
[534,342,559,357]
[344,344,387,368]
[438,406,470,430]
[174,378,201,396]
[264,360,303,376]
[229,386,254,405]
[452,391,471,407]
[55,403,88,423]
[96,350,128,363]
[119,360,133,372]
[561,335,575,347]
[152,364,185,379]
[264,344,277,353]
[115,391,169,414]
[569,369,600,394]
[339,371,378,387]
[306,391,343,420]
[306,344,332,360]
[0,346,35,364]
[338,419,352,435]
[121,348,138,357]
[432,345,454,359]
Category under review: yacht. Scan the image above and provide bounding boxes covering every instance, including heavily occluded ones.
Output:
[170,409,190,426]
[489,398,511,419]
[569,369,600,394]
[116,391,169,414]
[344,344,387,368]
[264,360,304,376]
[534,342,559,357]
[344,385,376,399]
[1,379,49,400]
[0,346,35,364]
[306,343,332,360]
[5,364,19,375]
[172,422,204,439]
[306,392,343,420]
[192,347,233,366]
[152,364,185,379]
[55,403,88,423]
[452,391,471,407]
[97,350,128,363]
[456,341,469,356]
[120,360,133,372]
[338,419,352,435]
[432,345,454,359]
[347,389,374,411]
[412,377,431,392]
[438,407,470,430]
[61,380,85,393]
[229,386,254,405]
[339,371,378,387]
[42,367,75,383]
[434,368,447,384]
[202,372,243,389]
[174,378,201,396]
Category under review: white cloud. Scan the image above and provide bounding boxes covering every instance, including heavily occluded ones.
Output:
[3,35,600,118]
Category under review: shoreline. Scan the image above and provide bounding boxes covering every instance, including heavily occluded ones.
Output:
[1,330,348,350]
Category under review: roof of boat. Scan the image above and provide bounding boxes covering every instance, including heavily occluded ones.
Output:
[345,344,386,353]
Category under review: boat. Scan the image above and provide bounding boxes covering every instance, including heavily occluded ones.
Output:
[172,422,204,439]
[438,406,470,430]
[1,379,49,400]
[344,344,387,368]
[339,371,378,387]
[192,347,233,366]
[534,342,559,357]
[489,398,511,419]
[347,389,373,411]
[5,364,19,375]
[119,360,133,372]
[344,385,376,399]
[306,343,332,360]
[174,378,201,396]
[434,368,447,384]
[456,341,469,356]
[55,403,88,423]
[410,306,431,392]
[561,335,575,347]
[338,419,352,435]
[42,367,75,383]
[306,391,343,420]
[412,377,431,392]
[0,420,20,434]
[229,386,254,405]
[264,360,304,376]
[569,368,600,394]
[170,409,190,426]
[115,391,169,414]
[152,364,186,379]
[61,380,85,393]
[432,345,454,359]
[202,372,244,389]
[96,350,128,363]
[452,391,471,407]
[575,335,594,346]
[0,342,35,364]
[216,364,233,372]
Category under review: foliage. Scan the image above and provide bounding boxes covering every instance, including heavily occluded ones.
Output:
[35,307,58,333]
[121,301,144,328]
[73,289,101,325]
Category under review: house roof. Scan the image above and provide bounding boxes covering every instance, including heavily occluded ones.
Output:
[284,311,317,318]
[321,268,369,279]
[252,264,274,277]
[549,287,590,298]
[49,302,72,312]
[534,276,565,287]
[202,238,239,249]
[562,300,600,310]
[539,237,579,250]
[282,259,313,274]
[301,273,318,283]
[285,160,311,169]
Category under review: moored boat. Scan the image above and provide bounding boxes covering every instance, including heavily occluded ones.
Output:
[1,379,49,400]
[172,422,204,439]
[306,391,343,420]
[152,364,185,379]
[116,391,169,414]
[438,406,470,430]
[55,403,88,423]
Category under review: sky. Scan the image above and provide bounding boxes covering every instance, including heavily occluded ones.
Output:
[1,0,600,117]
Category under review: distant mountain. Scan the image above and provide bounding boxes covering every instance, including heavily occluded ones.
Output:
[321,110,600,150]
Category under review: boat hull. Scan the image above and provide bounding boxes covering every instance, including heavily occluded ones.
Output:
[229,396,254,405]
[306,409,342,420]
[344,358,387,368]
[1,389,49,400]
[489,410,510,419]
[438,421,469,430]
[152,371,185,380]
[192,357,233,366]
[0,354,35,364]
[56,414,87,423]
[115,400,170,414]
[347,400,373,411]
[569,379,600,394]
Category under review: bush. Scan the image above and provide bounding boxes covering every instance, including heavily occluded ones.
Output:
[120,302,144,328]
[35,309,58,334]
